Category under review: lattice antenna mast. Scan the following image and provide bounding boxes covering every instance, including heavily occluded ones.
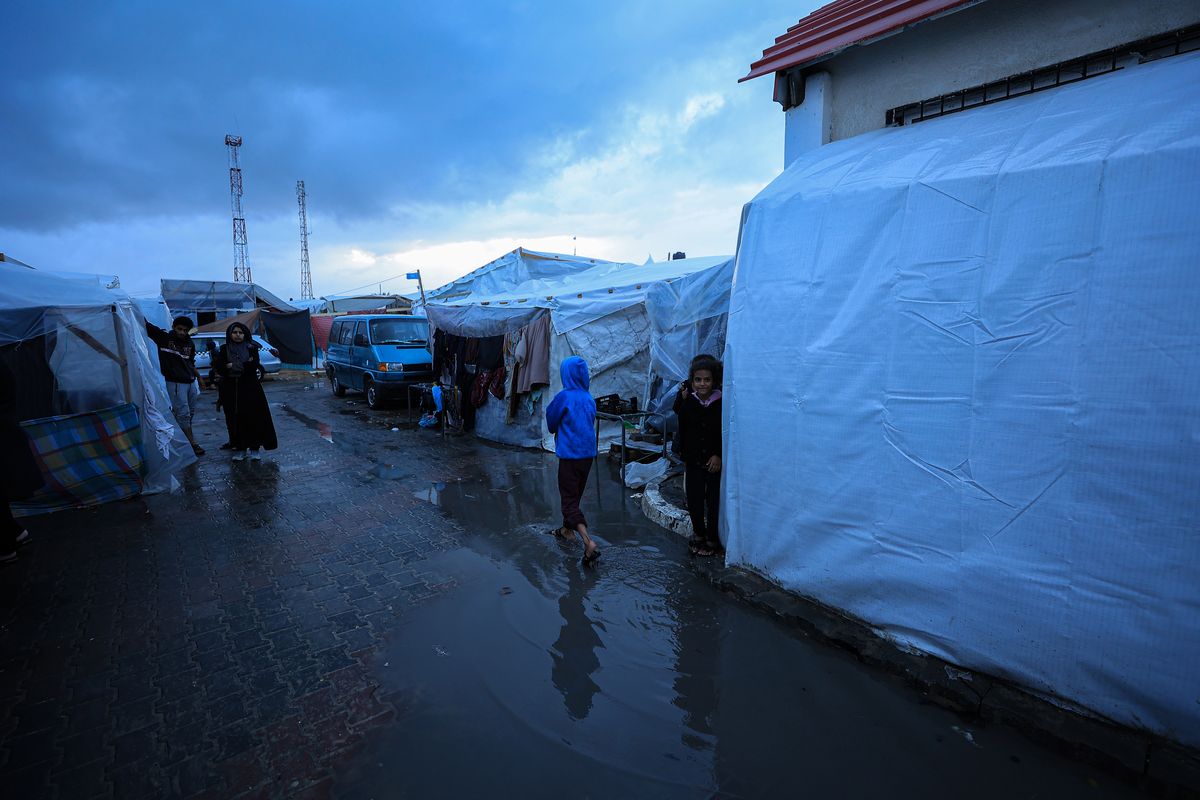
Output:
[297,180,313,299]
[225,134,252,283]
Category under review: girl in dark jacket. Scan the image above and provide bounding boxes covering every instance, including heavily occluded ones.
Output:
[673,355,723,557]
[212,322,278,461]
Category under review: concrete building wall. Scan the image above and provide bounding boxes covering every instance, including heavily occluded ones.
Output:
[782,0,1200,159]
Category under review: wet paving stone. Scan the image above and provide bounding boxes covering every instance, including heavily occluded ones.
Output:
[0,379,464,797]
[0,378,1165,798]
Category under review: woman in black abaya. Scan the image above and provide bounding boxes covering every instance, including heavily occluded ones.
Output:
[212,322,278,461]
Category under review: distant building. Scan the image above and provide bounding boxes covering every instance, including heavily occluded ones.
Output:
[744,0,1200,165]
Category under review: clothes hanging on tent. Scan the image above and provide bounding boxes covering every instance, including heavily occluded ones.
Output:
[471,370,493,408]
[488,366,506,400]
[504,330,521,423]
[516,314,551,393]
[476,335,505,370]
[433,330,449,376]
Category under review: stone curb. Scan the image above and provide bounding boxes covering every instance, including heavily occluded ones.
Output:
[639,473,1200,796]
[640,468,691,538]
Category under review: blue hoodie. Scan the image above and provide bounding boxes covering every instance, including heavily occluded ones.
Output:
[546,356,597,460]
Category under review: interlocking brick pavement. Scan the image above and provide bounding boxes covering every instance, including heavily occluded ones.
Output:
[0,378,472,798]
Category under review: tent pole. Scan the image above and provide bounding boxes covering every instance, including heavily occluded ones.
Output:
[112,305,133,403]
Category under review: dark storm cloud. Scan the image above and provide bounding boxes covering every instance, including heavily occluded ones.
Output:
[2,0,793,234]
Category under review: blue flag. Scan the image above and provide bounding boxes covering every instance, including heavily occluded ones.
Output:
[406,272,420,280]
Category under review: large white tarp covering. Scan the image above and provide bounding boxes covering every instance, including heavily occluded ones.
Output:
[645,257,734,417]
[723,53,1200,745]
[426,249,730,336]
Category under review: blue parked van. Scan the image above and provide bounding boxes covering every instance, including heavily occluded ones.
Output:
[326,315,433,408]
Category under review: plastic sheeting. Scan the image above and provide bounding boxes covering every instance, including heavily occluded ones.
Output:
[134,297,172,330]
[0,264,195,505]
[425,249,731,450]
[645,257,734,418]
[427,247,608,304]
[161,279,255,312]
[160,279,296,313]
[723,54,1200,745]
[427,250,730,336]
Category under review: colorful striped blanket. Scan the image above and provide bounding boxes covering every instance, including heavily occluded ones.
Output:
[12,403,145,516]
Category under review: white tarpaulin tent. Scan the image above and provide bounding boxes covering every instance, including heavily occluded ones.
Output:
[723,53,1200,745]
[645,256,735,420]
[425,249,731,449]
[0,263,195,506]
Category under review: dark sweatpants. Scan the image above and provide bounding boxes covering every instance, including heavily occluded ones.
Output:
[685,463,721,545]
[557,458,593,530]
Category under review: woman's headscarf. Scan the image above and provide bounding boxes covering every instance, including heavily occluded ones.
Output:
[225,322,254,376]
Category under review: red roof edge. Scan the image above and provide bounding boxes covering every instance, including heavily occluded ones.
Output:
[741,0,979,82]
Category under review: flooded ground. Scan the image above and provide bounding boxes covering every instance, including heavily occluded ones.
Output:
[331,444,1140,798]
[0,379,1150,798]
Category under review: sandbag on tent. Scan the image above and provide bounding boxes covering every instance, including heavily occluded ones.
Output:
[723,53,1200,745]
[0,263,194,513]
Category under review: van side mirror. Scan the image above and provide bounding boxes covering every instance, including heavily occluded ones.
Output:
[354,334,368,347]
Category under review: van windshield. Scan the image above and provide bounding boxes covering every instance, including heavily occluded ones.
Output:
[369,319,428,346]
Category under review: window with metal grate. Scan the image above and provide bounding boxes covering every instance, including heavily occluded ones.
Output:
[886,26,1200,126]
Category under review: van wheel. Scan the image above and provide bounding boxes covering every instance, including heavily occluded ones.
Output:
[331,374,347,397]
[364,378,381,409]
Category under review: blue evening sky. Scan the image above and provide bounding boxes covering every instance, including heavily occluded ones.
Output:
[2,1,817,299]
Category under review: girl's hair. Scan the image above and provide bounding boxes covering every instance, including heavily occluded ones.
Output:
[688,354,722,386]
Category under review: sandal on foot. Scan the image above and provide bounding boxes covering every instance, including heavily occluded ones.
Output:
[692,543,717,557]
[581,547,601,567]
[548,527,575,541]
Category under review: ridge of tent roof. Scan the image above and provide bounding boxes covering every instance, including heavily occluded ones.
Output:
[742,0,979,82]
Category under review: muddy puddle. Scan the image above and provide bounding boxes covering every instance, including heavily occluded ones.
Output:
[328,446,1141,799]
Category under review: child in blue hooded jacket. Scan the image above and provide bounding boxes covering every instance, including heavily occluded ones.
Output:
[546,356,601,566]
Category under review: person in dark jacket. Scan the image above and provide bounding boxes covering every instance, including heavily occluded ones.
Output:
[145,315,205,455]
[546,356,600,566]
[673,354,723,557]
[211,322,278,461]
[0,360,43,563]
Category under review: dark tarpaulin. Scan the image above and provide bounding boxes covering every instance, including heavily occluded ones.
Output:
[260,310,313,364]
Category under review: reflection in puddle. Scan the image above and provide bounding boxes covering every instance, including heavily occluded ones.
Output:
[371,463,407,481]
[414,483,447,505]
[338,449,1141,800]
